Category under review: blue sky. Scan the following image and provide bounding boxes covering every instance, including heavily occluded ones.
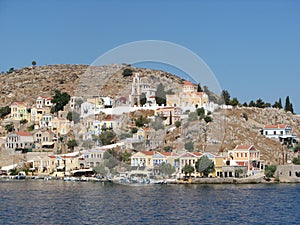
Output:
[0,0,299,113]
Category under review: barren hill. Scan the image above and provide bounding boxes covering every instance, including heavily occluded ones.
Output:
[0,64,184,107]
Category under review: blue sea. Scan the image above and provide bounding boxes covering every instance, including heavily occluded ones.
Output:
[0,180,299,224]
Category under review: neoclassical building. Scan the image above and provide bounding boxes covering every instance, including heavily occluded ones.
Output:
[166,81,209,109]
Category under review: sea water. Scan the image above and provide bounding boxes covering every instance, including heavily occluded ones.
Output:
[0,180,299,224]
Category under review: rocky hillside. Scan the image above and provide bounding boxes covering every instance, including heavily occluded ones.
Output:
[0,64,299,166]
[0,64,184,107]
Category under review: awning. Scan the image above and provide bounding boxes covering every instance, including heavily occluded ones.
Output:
[42,142,55,146]
[1,164,18,171]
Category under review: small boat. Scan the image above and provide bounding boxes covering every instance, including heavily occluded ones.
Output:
[16,171,26,180]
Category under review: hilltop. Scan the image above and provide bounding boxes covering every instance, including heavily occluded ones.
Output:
[0,64,184,108]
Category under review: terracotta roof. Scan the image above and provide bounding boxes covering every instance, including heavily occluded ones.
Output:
[141,150,156,156]
[192,152,203,157]
[234,145,256,151]
[16,131,32,137]
[183,81,195,86]
[160,152,179,157]
[264,124,287,129]
[39,96,53,100]
[180,152,202,158]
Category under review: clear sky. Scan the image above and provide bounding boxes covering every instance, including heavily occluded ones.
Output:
[0,0,299,113]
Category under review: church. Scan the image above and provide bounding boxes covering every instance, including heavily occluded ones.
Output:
[166,81,209,109]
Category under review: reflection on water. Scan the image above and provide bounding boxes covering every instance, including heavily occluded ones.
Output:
[0,180,299,224]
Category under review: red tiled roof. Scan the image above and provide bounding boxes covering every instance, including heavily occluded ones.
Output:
[16,131,32,137]
[183,81,195,86]
[264,124,287,129]
[234,145,256,151]
[192,152,203,157]
[160,152,179,157]
[141,151,156,156]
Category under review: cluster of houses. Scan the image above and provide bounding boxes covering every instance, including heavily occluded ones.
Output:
[1,72,299,178]
[26,144,263,178]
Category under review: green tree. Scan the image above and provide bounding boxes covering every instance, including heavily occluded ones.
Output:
[255,98,265,108]
[155,83,166,106]
[284,96,294,113]
[7,67,15,74]
[20,119,28,124]
[183,164,194,178]
[249,100,256,107]
[221,90,231,105]
[0,106,11,118]
[120,151,132,163]
[204,116,213,123]
[5,123,14,132]
[163,146,172,152]
[264,165,277,178]
[188,111,198,122]
[195,156,215,177]
[135,115,149,127]
[197,83,203,92]
[67,111,80,123]
[292,157,300,165]
[51,90,70,113]
[184,141,194,152]
[159,162,176,178]
[99,130,117,145]
[122,68,133,77]
[196,107,205,119]
[278,98,283,109]
[242,102,248,107]
[31,61,37,66]
[151,115,165,131]
[140,93,147,106]
[175,120,181,128]
[230,97,240,107]
[27,124,34,131]
[169,111,172,125]
[67,139,78,151]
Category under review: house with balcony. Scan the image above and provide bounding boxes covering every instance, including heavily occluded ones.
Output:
[130,150,156,169]
[32,130,56,150]
[262,124,298,147]
[78,149,105,169]
[226,145,264,177]
[36,96,53,109]
[6,131,34,153]
[10,102,30,121]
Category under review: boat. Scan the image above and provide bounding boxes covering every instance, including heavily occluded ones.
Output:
[16,171,26,180]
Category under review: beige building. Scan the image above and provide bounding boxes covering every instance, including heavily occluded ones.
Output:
[51,117,72,135]
[166,81,209,108]
[10,102,31,121]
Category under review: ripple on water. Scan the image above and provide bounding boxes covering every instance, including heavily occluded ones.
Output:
[0,181,300,224]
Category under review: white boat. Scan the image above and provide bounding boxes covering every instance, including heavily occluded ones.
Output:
[16,171,26,180]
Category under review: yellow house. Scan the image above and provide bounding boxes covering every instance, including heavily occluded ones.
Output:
[131,151,156,168]
[10,102,31,121]
[51,117,72,135]
[227,145,264,176]
[203,152,224,177]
